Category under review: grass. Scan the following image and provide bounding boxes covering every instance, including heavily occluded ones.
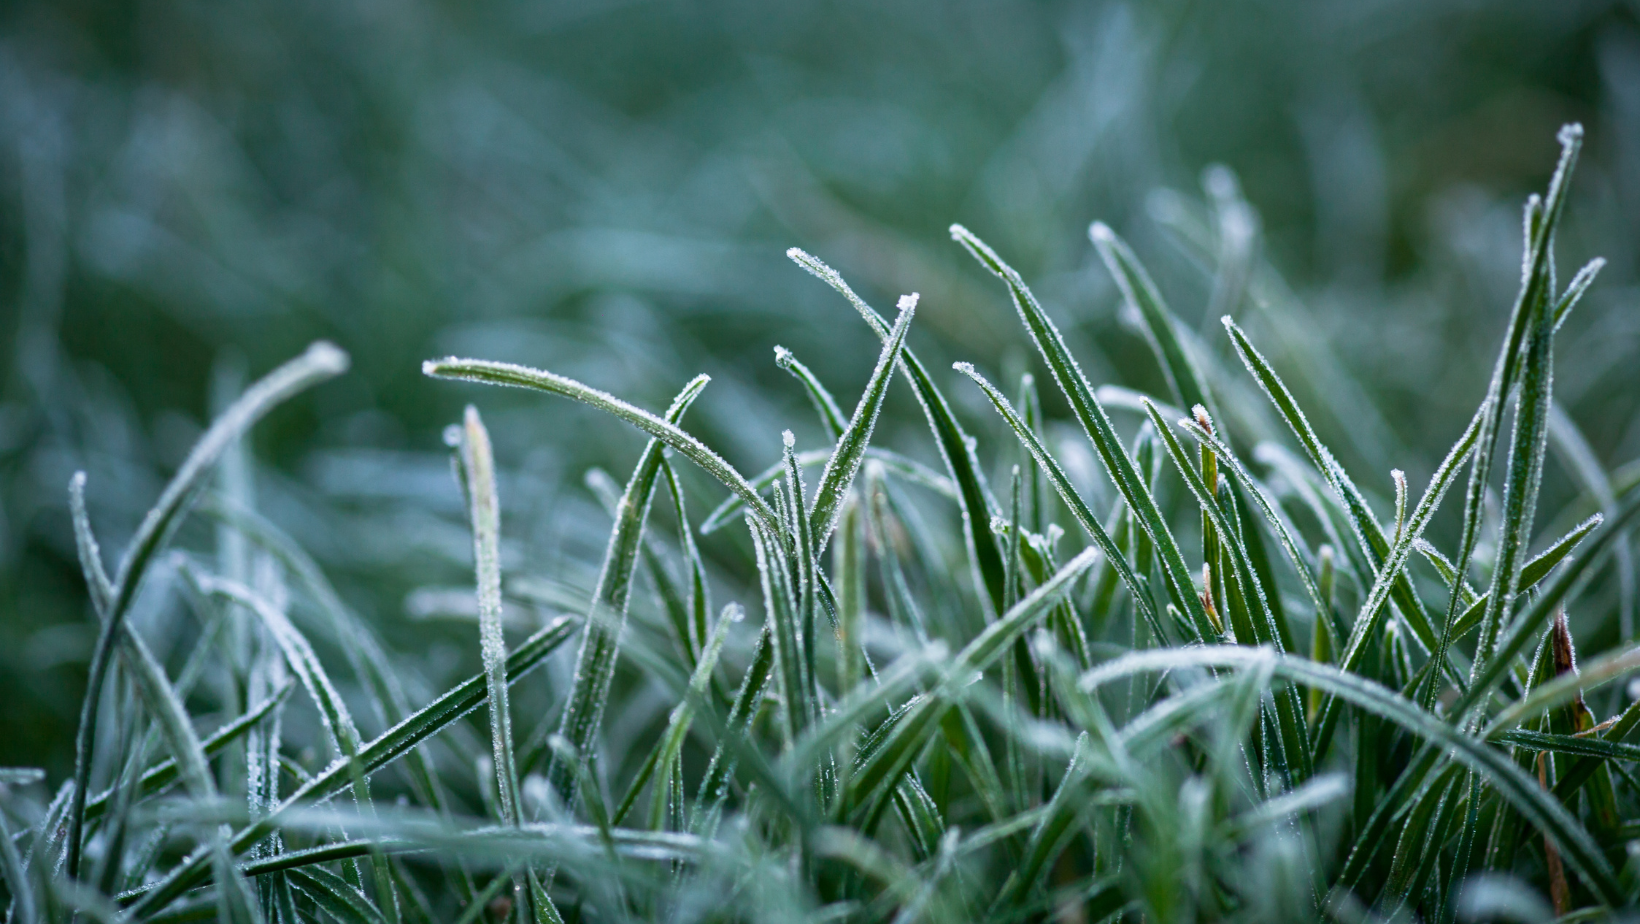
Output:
[2,124,1638,923]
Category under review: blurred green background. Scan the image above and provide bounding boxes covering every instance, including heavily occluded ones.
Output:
[3,0,1638,777]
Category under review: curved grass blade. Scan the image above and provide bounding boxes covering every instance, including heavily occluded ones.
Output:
[951,224,1215,642]
[423,358,776,533]
[774,346,849,440]
[66,342,348,878]
[809,294,915,548]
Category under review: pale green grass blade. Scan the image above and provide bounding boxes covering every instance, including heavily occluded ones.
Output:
[66,342,348,878]
[951,224,1215,642]
[454,406,521,827]
[549,375,707,805]
[809,294,915,548]
[788,247,1008,616]
[774,346,849,440]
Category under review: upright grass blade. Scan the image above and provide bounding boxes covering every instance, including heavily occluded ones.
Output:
[808,294,916,548]
[1466,281,1557,715]
[453,406,522,827]
[1223,318,1448,662]
[1442,125,1583,712]
[951,225,1216,643]
[1090,222,1217,422]
[955,363,1162,644]
[788,247,1008,618]
[550,376,708,805]
[1144,401,1311,781]
[66,342,349,879]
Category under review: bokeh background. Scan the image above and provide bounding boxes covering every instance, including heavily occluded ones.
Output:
[3,0,1639,777]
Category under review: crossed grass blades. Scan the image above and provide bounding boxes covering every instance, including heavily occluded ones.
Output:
[3,125,1637,923]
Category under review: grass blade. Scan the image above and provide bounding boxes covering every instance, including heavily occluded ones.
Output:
[66,342,348,878]
[951,224,1216,643]
[453,406,521,826]
[549,376,707,805]
[788,247,1008,617]
[809,294,916,548]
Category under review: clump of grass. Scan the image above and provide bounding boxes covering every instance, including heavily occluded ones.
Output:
[2,125,1637,923]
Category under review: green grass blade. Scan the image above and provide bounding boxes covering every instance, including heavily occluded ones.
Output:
[1466,299,1556,708]
[423,358,776,532]
[1144,400,1312,780]
[846,547,1099,814]
[85,686,292,823]
[287,867,385,924]
[126,613,579,917]
[549,375,707,805]
[951,224,1215,643]
[1223,318,1447,661]
[788,247,1007,617]
[1090,222,1216,419]
[775,346,849,441]
[954,363,1162,644]
[809,294,915,548]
